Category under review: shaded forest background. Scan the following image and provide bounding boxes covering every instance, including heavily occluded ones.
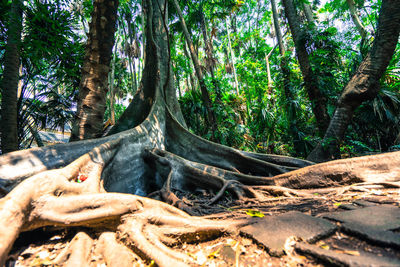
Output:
[0,0,399,160]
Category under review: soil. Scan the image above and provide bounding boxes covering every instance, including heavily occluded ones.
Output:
[5,186,399,267]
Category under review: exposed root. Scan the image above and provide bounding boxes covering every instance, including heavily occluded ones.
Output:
[118,208,236,267]
[0,143,238,266]
[273,151,400,189]
[95,232,140,267]
[54,231,94,266]
[253,185,314,197]
[332,181,400,196]
[208,180,242,205]
[166,111,313,175]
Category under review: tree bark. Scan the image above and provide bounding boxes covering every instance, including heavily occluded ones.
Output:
[271,0,302,155]
[70,0,119,141]
[346,0,368,40]
[109,50,116,125]
[1,0,23,153]
[282,0,330,134]
[127,20,139,93]
[302,2,314,24]
[265,52,272,94]
[172,0,218,136]
[199,7,221,100]
[226,18,240,95]
[307,0,400,162]
[182,41,197,91]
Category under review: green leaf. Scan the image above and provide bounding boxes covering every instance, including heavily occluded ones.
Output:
[246,209,265,218]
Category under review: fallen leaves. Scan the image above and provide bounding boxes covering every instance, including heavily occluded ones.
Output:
[245,209,265,218]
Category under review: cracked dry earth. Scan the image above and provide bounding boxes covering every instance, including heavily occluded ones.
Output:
[5,186,400,267]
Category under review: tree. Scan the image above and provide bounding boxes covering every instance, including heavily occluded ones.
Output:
[308,0,400,162]
[282,0,330,134]
[172,0,218,138]
[1,0,23,153]
[226,17,240,95]
[199,3,222,100]
[270,0,302,154]
[1,0,400,266]
[70,0,119,141]
[346,0,368,40]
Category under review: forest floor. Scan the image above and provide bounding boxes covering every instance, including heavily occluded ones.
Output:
[6,186,400,267]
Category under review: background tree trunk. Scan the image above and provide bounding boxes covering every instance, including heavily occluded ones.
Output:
[307,0,400,162]
[70,0,119,141]
[346,0,368,40]
[109,50,116,125]
[302,2,314,23]
[182,41,197,91]
[271,0,302,154]
[282,0,330,134]
[226,18,240,96]
[200,7,221,100]
[172,0,218,136]
[1,0,23,154]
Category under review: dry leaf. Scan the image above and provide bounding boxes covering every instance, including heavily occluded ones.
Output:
[343,250,360,256]
[208,247,221,259]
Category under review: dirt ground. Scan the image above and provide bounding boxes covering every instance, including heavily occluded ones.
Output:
[5,186,400,267]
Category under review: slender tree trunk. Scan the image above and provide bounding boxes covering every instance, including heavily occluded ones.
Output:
[120,19,137,93]
[271,0,285,56]
[109,50,116,125]
[346,0,368,40]
[265,52,272,94]
[70,0,119,141]
[302,2,314,23]
[127,22,139,93]
[172,0,218,135]
[182,41,197,91]
[271,0,303,155]
[225,19,239,95]
[282,0,330,134]
[1,0,23,153]
[186,78,191,91]
[199,8,221,100]
[307,0,400,162]
[141,5,146,63]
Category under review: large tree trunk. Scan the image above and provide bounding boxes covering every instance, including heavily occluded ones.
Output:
[1,0,23,153]
[1,0,400,266]
[70,0,119,141]
[282,0,330,134]
[171,0,218,136]
[307,0,400,162]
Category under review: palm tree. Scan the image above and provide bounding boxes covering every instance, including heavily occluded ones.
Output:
[70,0,119,141]
[1,0,23,153]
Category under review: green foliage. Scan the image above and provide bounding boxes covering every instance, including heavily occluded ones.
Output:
[1,0,399,159]
[173,0,400,159]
